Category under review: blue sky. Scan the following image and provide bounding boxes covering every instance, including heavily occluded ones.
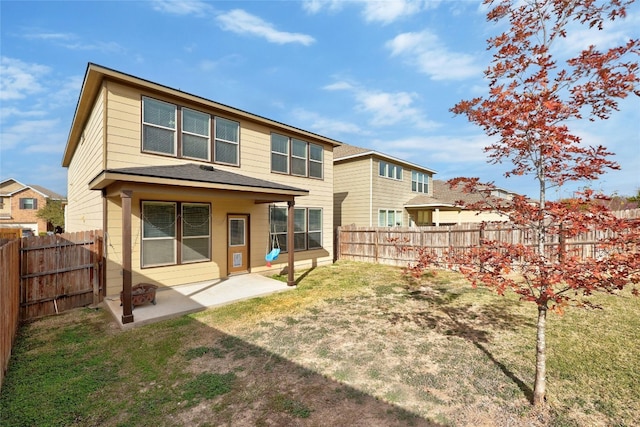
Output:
[1,0,638,200]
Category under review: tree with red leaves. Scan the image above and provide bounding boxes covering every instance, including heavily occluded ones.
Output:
[424,0,639,406]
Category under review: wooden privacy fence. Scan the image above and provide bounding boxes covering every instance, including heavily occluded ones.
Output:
[0,228,21,240]
[1,239,20,388]
[0,230,103,388]
[20,230,104,320]
[337,209,640,267]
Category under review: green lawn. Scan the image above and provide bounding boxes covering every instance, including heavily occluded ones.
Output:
[1,261,638,426]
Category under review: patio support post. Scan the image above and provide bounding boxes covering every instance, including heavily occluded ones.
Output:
[121,189,134,324]
[287,199,295,286]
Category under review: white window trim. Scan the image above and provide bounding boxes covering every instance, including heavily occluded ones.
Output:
[142,97,177,156]
[181,108,211,161]
[214,116,240,166]
[379,160,402,181]
[269,206,323,252]
[378,209,403,227]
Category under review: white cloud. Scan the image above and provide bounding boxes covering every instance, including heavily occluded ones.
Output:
[375,133,490,164]
[19,29,125,53]
[0,119,61,151]
[302,0,344,14]
[323,81,354,91]
[0,57,49,101]
[216,9,315,46]
[150,0,212,16]
[386,30,482,80]
[362,0,439,25]
[553,12,639,58]
[356,90,417,125]
[303,0,440,24]
[323,79,439,129]
[292,108,364,136]
[23,31,74,41]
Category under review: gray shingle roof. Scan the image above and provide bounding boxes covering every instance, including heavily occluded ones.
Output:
[104,163,309,194]
[333,144,372,160]
[28,185,66,200]
[406,180,518,207]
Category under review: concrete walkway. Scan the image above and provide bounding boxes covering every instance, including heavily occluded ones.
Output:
[103,273,294,329]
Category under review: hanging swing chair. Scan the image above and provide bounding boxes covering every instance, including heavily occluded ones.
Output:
[265,224,281,267]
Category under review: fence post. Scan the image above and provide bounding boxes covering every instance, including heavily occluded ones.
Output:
[479,223,485,271]
[374,229,379,263]
[558,223,565,263]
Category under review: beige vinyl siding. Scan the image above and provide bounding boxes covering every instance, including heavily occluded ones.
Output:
[102,182,334,296]
[334,158,372,227]
[66,88,105,232]
[0,181,24,193]
[371,158,413,226]
[89,81,336,293]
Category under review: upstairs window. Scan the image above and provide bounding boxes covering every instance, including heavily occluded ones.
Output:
[271,133,323,179]
[271,134,289,174]
[19,198,38,210]
[309,144,323,178]
[412,171,429,193]
[291,139,307,176]
[142,97,239,166]
[379,160,402,180]
[215,117,239,165]
[143,97,176,155]
[182,108,210,160]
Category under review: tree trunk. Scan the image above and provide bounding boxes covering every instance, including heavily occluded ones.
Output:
[533,304,547,406]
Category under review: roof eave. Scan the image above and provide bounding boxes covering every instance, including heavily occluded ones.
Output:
[335,151,437,174]
[88,170,309,198]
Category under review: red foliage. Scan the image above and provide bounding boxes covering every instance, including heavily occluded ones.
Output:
[414,0,640,406]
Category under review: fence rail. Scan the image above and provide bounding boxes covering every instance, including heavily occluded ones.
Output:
[337,209,640,267]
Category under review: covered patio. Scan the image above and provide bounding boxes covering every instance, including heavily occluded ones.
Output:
[103,273,294,329]
[90,163,309,325]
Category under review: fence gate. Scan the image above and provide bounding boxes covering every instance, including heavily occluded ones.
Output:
[20,230,103,320]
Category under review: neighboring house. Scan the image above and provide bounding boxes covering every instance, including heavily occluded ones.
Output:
[334,144,514,228]
[0,178,66,235]
[333,144,436,228]
[405,180,514,226]
[62,63,341,321]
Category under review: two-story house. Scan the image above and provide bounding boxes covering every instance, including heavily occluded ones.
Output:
[333,144,436,228]
[334,144,512,228]
[62,64,341,322]
[0,178,66,235]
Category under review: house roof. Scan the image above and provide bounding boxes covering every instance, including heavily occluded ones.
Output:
[405,180,518,209]
[63,63,343,167]
[0,178,65,200]
[88,163,309,200]
[28,185,66,200]
[333,143,437,174]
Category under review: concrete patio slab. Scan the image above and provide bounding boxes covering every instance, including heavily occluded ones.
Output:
[103,273,293,329]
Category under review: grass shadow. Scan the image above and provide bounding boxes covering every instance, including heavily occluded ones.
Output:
[1,307,449,427]
[402,286,535,403]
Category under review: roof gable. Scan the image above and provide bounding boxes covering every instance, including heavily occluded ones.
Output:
[334,143,437,174]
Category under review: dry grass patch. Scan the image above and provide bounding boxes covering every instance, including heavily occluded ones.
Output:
[1,261,638,427]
